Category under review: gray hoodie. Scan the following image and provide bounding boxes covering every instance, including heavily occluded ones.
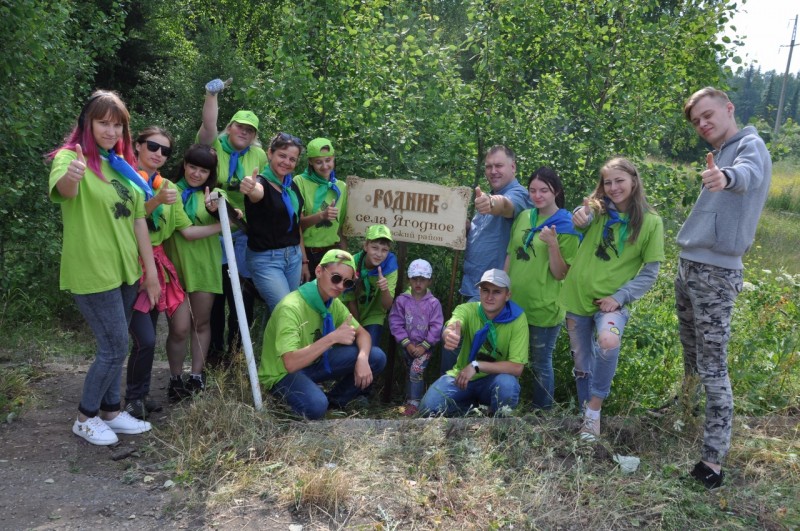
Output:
[677,125,772,269]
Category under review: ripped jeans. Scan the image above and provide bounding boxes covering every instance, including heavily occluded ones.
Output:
[565,309,629,409]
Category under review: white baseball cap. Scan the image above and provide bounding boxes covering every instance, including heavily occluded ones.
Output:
[408,259,433,279]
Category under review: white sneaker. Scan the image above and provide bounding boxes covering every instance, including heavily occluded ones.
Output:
[580,413,601,441]
[104,411,152,435]
[73,416,119,446]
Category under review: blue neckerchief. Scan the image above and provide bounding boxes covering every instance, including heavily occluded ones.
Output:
[298,280,335,373]
[469,300,524,362]
[176,178,203,223]
[354,252,399,305]
[103,148,153,199]
[219,134,251,184]
[602,198,629,254]
[523,208,583,249]
[262,166,299,232]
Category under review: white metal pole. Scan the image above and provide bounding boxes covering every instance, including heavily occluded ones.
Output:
[215,194,263,411]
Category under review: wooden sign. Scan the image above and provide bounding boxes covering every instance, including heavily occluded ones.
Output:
[343,176,470,250]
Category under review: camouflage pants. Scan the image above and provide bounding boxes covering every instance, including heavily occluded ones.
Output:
[675,258,743,465]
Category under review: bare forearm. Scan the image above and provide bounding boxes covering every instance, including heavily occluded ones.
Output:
[181,223,222,241]
[282,335,338,373]
[547,244,569,280]
[198,93,219,146]
[478,360,523,377]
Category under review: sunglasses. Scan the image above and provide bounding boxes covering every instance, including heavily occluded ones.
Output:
[145,140,172,157]
[276,132,304,148]
[322,267,355,289]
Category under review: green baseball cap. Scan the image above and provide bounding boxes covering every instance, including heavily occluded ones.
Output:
[228,110,259,131]
[319,250,356,271]
[307,137,335,158]
[365,224,393,242]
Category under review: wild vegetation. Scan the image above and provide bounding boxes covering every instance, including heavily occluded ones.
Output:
[1,0,799,527]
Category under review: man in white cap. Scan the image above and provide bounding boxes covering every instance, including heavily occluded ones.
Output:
[419,269,528,416]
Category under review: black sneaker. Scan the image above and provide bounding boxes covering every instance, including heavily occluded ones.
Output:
[690,461,725,489]
[124,399,148,420]
[143,395,163,413]
[186,374,205,394]
[168,375,192,402]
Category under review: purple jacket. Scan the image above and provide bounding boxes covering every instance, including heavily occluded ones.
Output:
[388,291,444,349]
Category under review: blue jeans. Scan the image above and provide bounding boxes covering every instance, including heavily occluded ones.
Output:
[565,309,629,409]
[439,294,476,374]
[127,308,159,400]
[73,283,138,417]
[271,345,387,419]
[419,373,521,417]
[363,324,383,350]
[247,244,302,313]
[529,324,562,410]
[402,348,431,402]
[221,230,251,278]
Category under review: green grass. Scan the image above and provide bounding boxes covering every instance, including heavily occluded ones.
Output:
[142,375,800,529]
[766,162,800,214]
[751,210,800,275]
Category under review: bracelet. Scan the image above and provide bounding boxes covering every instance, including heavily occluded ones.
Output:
[489,196,495,211]
[302,260,309,264]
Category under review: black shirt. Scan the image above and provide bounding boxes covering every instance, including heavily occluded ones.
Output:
[245,176,304,251]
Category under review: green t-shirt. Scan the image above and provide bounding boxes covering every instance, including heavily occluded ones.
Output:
[162,188,223,294]
[341,251,398,326]
[258,289,361,390]
[560,212,665,316]
[147,180,193,247]
[507,209,580,327]
[445,302,529,380]
[207,135,268,214]
[49,149,145,295]
[295,173,348,247]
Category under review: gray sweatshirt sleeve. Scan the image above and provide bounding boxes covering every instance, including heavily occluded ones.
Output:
[611,261,660,306]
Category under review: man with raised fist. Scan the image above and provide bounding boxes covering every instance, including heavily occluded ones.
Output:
[677,87,772,489]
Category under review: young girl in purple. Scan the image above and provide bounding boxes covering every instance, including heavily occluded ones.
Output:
[388,259,444,416]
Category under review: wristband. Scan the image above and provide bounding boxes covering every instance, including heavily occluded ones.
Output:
[421,341,431,351]
[302,260,309,264]
[400,338,411,347]
[471,360,480,373]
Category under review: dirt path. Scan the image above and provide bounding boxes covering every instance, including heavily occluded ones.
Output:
[0,362,191,530]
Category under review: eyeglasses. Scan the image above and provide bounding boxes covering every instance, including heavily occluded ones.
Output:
[322,267,355,289]
[145,140,172,157]
[276,132,304,148]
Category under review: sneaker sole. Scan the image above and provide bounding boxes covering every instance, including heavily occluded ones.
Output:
[107,424,152,435]
[72,424,119,446]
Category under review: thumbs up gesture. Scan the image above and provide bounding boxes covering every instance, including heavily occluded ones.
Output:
[156,183,177,205]
[444,321,462,350]
[322,199,339,221]
[331,314,357,345]
[539,224,558,247]
[572,197,592,228]
[376,265,389,292]
[701,152,727,192]
[474,186,492,214]
[65,144,87,184]
[205,77,233,96]
[240,169,257,195]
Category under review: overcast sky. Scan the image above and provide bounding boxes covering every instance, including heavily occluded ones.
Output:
[724,0,799,74]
